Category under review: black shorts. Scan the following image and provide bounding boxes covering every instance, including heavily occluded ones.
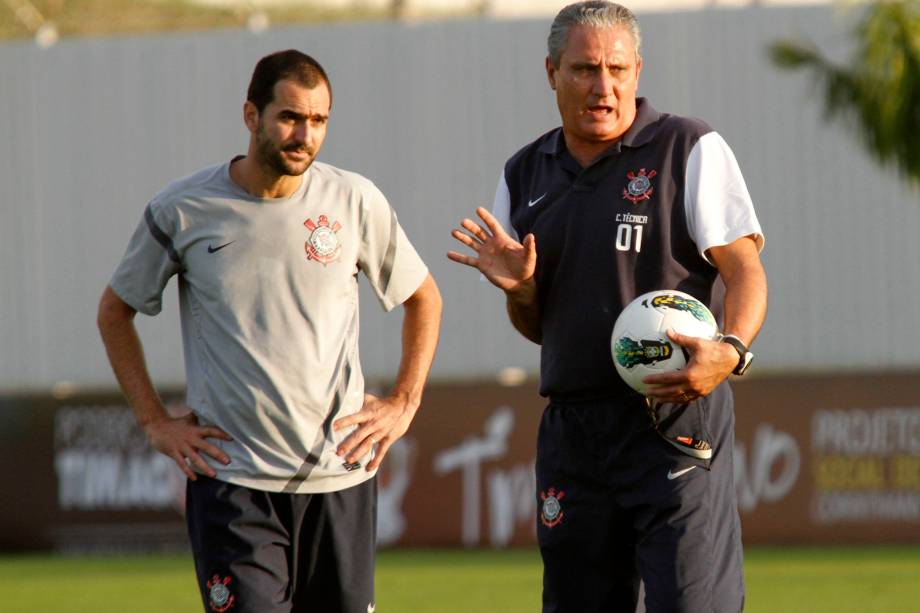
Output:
[536,384,744,613]
[186,475,376,613]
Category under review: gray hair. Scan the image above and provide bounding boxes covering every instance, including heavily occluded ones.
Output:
[547,1,642,67]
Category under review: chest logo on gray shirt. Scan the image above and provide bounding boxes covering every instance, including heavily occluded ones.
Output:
[207,241,235,254]
[304,215,342,265]
[622,168,657,204]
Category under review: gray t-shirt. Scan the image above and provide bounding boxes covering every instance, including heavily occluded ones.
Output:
[111,160,428,493]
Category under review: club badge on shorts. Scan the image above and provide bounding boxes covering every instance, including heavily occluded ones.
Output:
[206,574,236,612]
[304,215,342,265]
[622,168,657,204]
[540,487,565,528]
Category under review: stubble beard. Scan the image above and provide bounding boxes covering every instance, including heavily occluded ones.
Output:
[255,123,314,178]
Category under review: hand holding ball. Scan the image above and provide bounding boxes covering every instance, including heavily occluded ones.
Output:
[611,290,719,395]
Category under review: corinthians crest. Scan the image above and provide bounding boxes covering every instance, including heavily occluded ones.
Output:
[540,487,565,528]
[304,215,342,265]
[622,168,657,204]
[206,574,235,612]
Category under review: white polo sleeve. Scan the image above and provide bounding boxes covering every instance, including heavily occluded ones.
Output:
[490,171,520,242]
[109,199,183,316]
[684,132,764,265]
[358,182,428,312]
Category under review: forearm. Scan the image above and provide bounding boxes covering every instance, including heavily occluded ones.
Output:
[97,287,169,428]
[390,274,443,410]
[721,257,767,346]
[505,279,542,344]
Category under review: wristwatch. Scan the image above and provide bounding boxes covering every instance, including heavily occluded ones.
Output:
[719,334,754,376]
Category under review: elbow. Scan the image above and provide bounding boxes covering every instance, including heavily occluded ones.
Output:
[406,274,443,318]
[97,286,136,333]
[521,326,543,346]
[427,276,443,318]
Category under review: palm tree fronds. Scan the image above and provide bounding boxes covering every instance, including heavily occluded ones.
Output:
[770,1,920,186]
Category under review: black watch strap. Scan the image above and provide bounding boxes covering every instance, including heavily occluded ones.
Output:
[720,334,753,375]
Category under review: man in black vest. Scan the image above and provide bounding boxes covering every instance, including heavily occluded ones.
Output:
[449,2,767,611]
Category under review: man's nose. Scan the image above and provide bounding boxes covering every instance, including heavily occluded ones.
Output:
[593,70,615,97]
[293,121,310,143]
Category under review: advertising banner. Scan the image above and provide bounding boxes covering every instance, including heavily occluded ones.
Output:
[1,373,919,551]
[733,374,920,544]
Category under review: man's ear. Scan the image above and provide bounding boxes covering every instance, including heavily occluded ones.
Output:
[545,56,557,91]
[243,101,259,133]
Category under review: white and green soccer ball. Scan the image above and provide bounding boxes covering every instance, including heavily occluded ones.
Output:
[611,290,719,395]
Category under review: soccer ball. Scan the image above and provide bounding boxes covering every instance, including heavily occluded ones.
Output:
[611,290,719,395]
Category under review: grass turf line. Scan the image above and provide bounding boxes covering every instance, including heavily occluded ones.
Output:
[0,546,918,612]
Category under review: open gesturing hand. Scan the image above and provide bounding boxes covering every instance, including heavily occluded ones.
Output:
[447,207,537,294]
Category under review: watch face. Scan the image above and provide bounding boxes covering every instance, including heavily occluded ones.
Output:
[735,352,754,376]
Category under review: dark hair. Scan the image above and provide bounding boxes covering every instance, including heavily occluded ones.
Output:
[247,49,332,112]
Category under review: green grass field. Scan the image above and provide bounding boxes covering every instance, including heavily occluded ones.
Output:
[0,546,918,612]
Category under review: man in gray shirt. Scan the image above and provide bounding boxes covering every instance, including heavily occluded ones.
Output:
[97,50,442,613]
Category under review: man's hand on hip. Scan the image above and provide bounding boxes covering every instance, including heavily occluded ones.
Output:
[144,412,232,481]
[333,393,417,472]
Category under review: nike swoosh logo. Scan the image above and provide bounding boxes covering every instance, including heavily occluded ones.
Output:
[527,193,547,207]
[667,466,697,480]
[207,241,235,254]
